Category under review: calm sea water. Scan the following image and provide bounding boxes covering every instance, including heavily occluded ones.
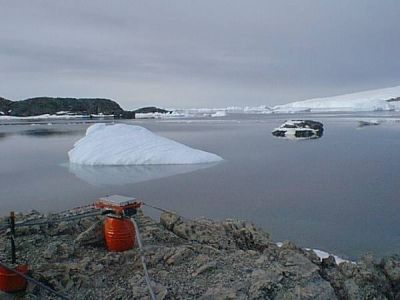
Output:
[1,113,399,259]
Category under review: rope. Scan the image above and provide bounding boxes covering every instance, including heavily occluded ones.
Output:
[0,204,98,232]
[142,202,194,223]
[0,260,70,300]
[142,202,207,224]
[142,202,173,214]
[0,211,103,233]
[142,202,222,250]
[56,203,96,216]
[130,217,156,300]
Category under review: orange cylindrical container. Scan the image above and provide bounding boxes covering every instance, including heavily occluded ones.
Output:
[104,216,135,252]
[0,264,28,293]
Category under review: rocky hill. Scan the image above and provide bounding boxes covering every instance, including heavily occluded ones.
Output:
[0,97,13,114]
[134,106,170,114]
[0,210,398,299]
[0,97,135,118]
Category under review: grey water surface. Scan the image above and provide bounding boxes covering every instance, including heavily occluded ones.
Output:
[1,114,399,259]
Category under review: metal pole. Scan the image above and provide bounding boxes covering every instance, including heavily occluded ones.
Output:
[10,211,16,264]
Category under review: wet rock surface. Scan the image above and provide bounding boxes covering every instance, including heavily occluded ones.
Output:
[0,210,399,299]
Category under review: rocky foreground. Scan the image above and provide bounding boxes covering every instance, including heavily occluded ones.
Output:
[0,210,399,299]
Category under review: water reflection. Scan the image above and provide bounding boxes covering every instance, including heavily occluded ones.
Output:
[0,128,82,140]
[20,129,81,137]
[68,163,219,186]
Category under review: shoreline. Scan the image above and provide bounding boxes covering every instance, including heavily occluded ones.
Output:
[0,209,398,299]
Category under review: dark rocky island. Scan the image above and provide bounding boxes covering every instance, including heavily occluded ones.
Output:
[0,210,399,299]
[134,106,171,114]
[0,97,172,119]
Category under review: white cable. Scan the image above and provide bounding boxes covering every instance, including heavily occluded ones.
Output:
[131,217,157,300]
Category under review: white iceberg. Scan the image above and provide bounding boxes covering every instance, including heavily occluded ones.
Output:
[272,85,400,113]
[68,123,223,165]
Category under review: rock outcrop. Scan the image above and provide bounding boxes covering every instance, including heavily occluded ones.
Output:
[0,210,399,299]
[134,107,170,114]
[0,97,136,118]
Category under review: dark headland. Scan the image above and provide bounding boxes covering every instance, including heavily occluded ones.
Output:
[0,97,170,119]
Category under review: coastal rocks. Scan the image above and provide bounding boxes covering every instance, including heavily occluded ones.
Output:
[160,212,228,248]
[164,246,193,265]
[222,219,272,251]
[200,286,241,300]
[247,268,284,299]
[274,249,337,299]
[381,255,400,297]
[159,212,181,231]
[192,261,217,277]
[160,212,273,251]
[1,210,399,299]
[74,219,104,246]
[321,255,395,299]
[43,241,74,260]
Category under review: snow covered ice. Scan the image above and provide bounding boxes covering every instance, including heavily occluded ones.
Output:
[272,85,400,113]
[211,110,227,117]
[68,123,223,165]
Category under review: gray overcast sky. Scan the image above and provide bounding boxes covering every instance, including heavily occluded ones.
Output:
[1,1,399,109]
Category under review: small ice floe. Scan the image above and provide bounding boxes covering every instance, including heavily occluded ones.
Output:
[304,248,351,265]
[135,111,186,119]
[358,119,381,127]
[272,120,324,140]
[211,111,227,117]
[276,242,350,265]
[68,123,223,165]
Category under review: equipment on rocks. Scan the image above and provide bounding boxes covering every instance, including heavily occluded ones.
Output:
[0,263,28,293]
[104,216,136,252]
[0,195,156,299]
[95,195,141,252]
[0,212,28,293]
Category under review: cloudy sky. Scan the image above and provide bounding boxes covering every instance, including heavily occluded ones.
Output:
[0,1,399,109]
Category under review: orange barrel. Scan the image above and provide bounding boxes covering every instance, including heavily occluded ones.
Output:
[104,216,135,252]
[0,264,28,293]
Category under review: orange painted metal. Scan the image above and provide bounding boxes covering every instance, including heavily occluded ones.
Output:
[0,264,28,293]
[95,196,141,216]
[104,216,135,252]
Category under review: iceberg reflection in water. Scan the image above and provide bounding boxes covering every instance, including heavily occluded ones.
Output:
[68,163,218,186]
